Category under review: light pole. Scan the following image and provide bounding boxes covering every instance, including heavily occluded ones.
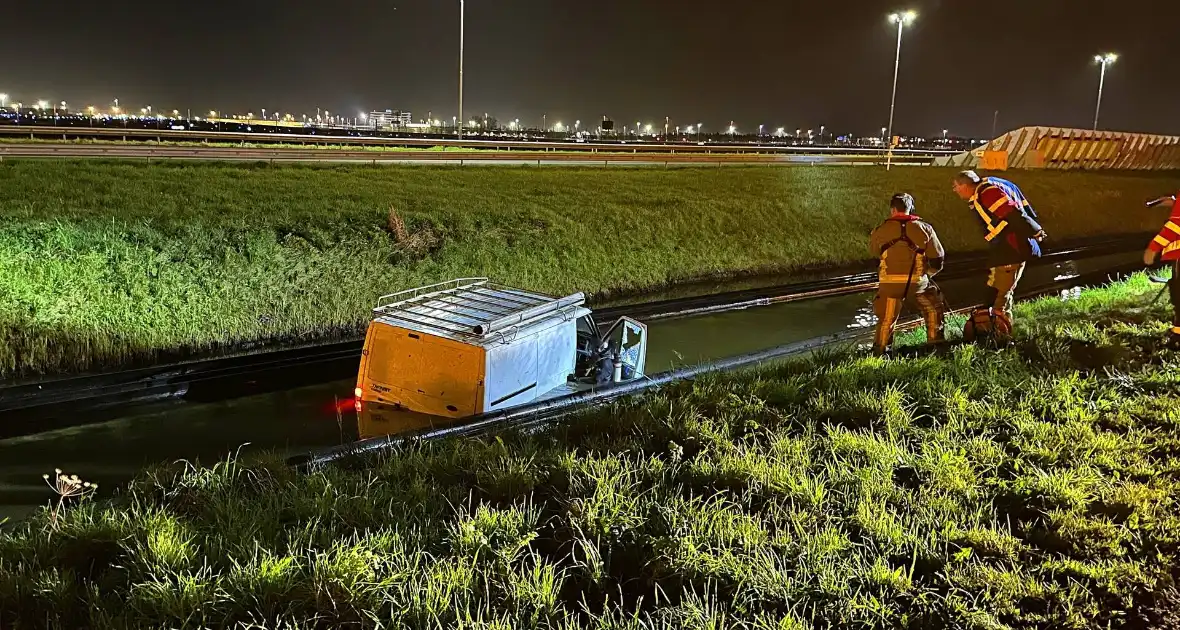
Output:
[942,129,948,142]
[885,10,917,171]
[1093,53,1117,131]
[458,0,465,140]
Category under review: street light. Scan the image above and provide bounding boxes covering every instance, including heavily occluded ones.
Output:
[942,129,948,141]
[0,93,7,108]
[458,0,465,140]
[885,10,917,170]
[1093,53,1118,131]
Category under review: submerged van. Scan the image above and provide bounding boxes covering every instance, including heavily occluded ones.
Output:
[355,278,647,419]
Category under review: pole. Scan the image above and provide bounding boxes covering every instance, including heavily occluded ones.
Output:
[458,0,465,141]
[991,110,999,139]
[885,19,903,171]
[1093,60,1107,132]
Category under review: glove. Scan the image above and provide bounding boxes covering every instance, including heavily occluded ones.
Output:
[1144,248,1160,267]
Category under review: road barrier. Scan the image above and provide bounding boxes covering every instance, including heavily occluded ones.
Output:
[0,124,954,159]
[0,143,939,166]
[936,126,1180,171]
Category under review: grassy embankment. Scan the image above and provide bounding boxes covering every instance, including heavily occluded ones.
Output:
[1,273,1177,628]
[0,160,1174,379]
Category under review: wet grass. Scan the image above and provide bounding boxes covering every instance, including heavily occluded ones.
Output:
[0,160,1174,379]
[2,273,1178,628]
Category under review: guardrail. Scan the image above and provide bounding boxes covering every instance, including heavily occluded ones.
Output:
[0,124,957,159]
[0,143,939,166]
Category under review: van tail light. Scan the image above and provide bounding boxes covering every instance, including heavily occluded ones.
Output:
[354,387,363,398]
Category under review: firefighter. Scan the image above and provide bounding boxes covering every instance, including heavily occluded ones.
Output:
[952,170,1045,341]
[1144,192,1180,345]
[869,192,946,355]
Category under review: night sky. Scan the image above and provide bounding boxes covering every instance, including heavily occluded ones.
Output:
[1,0,1176,137]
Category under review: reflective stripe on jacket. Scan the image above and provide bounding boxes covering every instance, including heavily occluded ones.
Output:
[969,181,1043,266]
[1148,201,1180,262]
[869,216,944,287]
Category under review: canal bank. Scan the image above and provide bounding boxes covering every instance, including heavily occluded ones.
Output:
[1,161,1175,380]
[0,249,1148,522]
[0,271,1176,628]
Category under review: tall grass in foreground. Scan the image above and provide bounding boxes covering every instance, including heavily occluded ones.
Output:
[2,274,1178,629]
[0,160,1175,378]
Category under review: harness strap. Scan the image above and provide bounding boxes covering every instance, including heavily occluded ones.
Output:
[878,219,927,298]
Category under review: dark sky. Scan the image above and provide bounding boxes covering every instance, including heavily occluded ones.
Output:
[1,0,1176,137]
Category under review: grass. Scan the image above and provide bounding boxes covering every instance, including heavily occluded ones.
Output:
[1,273,1178,628]
[0,160,1175,379]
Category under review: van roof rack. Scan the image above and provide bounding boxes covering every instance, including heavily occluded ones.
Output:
[373,278,586,341]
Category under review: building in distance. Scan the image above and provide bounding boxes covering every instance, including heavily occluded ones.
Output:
[368,110,412,130]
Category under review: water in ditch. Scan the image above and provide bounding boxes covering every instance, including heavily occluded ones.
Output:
[0,252,1144,522]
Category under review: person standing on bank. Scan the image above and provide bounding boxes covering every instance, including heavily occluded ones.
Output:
[1144,192,1180,345]
[952,170,1045,340]
[869,193,947,355]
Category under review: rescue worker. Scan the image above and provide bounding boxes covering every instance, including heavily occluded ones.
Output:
[952,170,1045,341]
[869,193,946,355]
[1144,192,1180,345]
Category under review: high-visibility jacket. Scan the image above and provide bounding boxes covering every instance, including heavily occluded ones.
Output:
[984,176,1038,220]
[869,214,945,290]
[1149,197,1180,262]
[969,180,1044,267]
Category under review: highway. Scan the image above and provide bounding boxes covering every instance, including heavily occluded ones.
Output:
[0,124,957,160]
[0,142,940,166]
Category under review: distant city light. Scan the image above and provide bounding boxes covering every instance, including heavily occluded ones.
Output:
[36,100,48,110]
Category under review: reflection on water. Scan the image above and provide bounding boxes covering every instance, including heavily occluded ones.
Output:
[0,251,1143,518]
